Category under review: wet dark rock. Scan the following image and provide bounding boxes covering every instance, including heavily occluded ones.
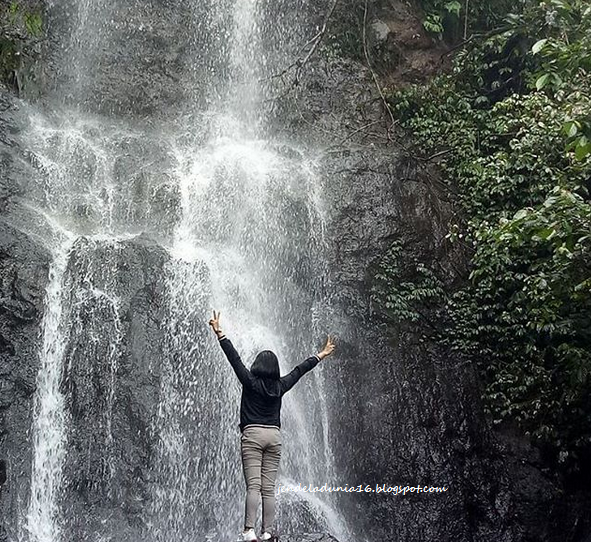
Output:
[275,497,333,535]
[367,1,450,82]
[41,1,228,119]
[58,236,169,540]
[0,91,24,214]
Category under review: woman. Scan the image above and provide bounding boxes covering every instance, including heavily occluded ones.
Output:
[208,310,336,542]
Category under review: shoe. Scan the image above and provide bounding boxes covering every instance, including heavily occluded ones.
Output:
[242,528,257,542]
[260,533,272,541]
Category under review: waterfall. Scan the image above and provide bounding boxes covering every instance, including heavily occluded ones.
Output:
[14,0,353,540]
[26,239,74,542]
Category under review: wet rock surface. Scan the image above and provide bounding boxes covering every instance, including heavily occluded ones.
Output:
[57,236,169,540]
[42,1,213,119]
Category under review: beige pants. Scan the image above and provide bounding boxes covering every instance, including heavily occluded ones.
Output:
[240,424,282,532]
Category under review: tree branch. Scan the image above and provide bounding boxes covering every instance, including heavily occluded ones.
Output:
[362,0,397,140]
[266,0,340,87]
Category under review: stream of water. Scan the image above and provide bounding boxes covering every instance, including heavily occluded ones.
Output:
[15,0,351,540]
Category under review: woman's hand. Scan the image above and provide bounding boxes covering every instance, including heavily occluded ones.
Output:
[208,310,223,338]
[317,335,336,360]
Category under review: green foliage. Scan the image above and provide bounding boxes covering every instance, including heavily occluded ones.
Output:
[371,241,445,327]
[2,2,43,37]
[529,1,591,160]
[0,1,43,88]
[420,0,463,40]
[23,10,42,37]
[379,0,591,471]
[324,1,367,63]
[417,0,517,41]
[446,188,591,462]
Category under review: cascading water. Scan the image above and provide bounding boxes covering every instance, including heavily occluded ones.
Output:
[12,0,353,540]
[26,238,74,542]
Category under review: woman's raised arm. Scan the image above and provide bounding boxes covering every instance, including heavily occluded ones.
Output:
[209,310,255,389]
[280,335,336,395]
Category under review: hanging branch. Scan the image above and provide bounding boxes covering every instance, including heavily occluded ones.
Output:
[294,0,340,82]
[323,120,387,153]
[439,24,516,62]
[268,0,340,87]
[362,0,397,141]
[265,0,456,195]
[361,0,449,165]
[464,0,469,40]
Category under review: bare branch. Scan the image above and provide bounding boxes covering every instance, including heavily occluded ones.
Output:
[422,149,452,162]
[439,25,516,61]
[464,0,469,40]
[362,0,397,140]
[323,120,385,152]
[264,0,460,207]
[265,0,340,87]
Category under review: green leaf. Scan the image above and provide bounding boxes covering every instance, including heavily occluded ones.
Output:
[445,1,462,17]
[574,140,591,160]
[563,120,578,138]
[532,39,548,54]
[536,73,551,90]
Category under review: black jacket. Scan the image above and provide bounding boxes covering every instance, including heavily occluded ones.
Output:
[218,335,321,432]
